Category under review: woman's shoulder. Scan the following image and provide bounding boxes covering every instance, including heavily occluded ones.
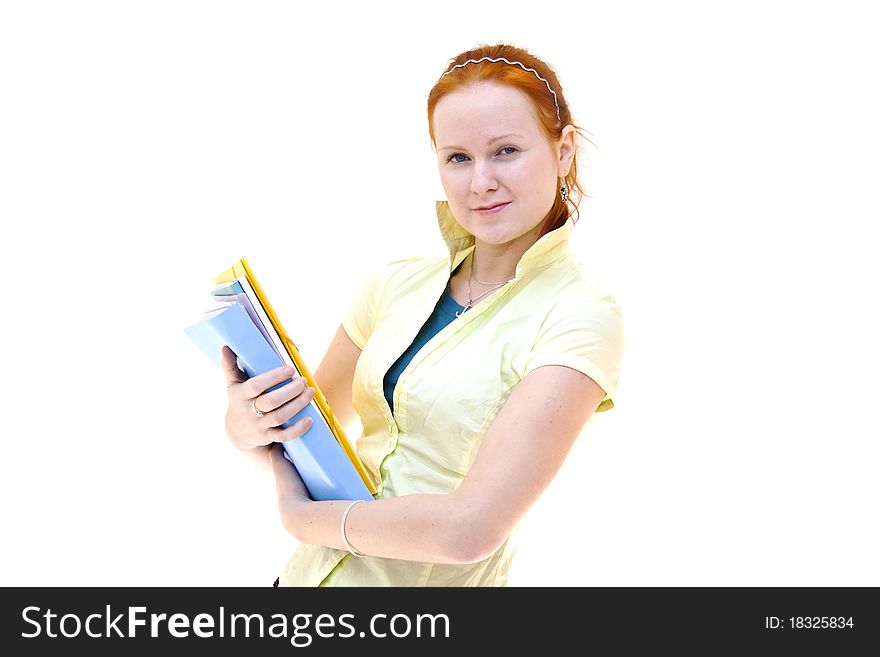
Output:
[543,255,623,320]
[367,253,448,290]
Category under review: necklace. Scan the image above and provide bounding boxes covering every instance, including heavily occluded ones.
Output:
[472,263,513,286]
[455,252,514,317]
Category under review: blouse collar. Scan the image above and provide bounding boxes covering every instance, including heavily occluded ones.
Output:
[435,200,574,278]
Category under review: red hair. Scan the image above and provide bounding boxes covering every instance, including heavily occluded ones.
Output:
[427,43,590,235]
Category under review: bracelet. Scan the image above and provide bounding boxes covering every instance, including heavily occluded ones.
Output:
[340,500,367,558]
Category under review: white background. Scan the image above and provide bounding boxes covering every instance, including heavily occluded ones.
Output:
[1,1,877,587]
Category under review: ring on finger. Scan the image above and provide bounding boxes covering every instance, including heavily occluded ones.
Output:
[252,399,265,418]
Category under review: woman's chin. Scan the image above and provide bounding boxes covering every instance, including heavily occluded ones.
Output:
[467,219,541,247]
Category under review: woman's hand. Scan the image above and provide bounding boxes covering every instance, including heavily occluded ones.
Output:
[220,346,317,454]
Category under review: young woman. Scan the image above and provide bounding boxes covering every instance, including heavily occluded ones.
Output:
[220,43,624,586]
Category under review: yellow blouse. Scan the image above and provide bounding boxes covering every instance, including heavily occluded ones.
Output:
[279,202,624,586]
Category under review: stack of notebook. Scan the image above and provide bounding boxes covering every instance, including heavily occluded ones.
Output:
[184,258,375,502]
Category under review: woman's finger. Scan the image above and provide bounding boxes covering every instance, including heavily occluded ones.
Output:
[220,346,247,387]
[255,376,308,416]
[259,386,316,428]
[275,409,316,441]
[240,364,297,401]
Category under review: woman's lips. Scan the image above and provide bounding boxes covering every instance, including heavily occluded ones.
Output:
[474,202,511,215]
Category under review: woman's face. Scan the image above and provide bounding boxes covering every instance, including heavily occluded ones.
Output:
[433,82,566,248]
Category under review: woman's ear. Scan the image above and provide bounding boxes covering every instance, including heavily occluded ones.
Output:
[556,125,577,178]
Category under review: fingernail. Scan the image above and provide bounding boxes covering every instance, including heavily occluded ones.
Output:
[283,366,294,376]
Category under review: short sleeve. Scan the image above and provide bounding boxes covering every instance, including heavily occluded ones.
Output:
[522,294,624,412]
[341,264,387,350]
[341,258,418,350]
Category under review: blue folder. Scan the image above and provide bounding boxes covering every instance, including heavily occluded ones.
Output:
[185,302,374,502]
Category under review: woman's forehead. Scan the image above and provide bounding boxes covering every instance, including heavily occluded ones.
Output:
[433,83,542,144]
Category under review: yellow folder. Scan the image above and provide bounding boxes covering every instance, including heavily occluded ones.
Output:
[214,258,377,496]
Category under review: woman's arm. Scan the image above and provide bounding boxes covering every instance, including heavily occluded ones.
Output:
[270,466,464,563]
[312,323,361,435]
[273,363,606,564]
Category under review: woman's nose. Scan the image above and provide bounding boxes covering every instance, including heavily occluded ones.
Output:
[470,160,499,195]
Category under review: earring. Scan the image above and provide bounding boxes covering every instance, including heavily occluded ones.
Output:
[560,181,568,203]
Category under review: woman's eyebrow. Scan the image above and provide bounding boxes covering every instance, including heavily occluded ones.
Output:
[438,133,524,151]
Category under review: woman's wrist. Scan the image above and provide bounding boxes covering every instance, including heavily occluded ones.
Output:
[239,443,272,472]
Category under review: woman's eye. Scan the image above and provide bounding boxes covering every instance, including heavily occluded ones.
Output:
[445,147,517,164]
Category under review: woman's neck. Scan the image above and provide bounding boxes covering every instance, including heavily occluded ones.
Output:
[467,239,530,284]
[467,220,548,283]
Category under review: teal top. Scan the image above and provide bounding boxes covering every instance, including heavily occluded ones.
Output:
[383,279,467,415]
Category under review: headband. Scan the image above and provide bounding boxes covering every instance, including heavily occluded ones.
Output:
[441,56,562,123]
